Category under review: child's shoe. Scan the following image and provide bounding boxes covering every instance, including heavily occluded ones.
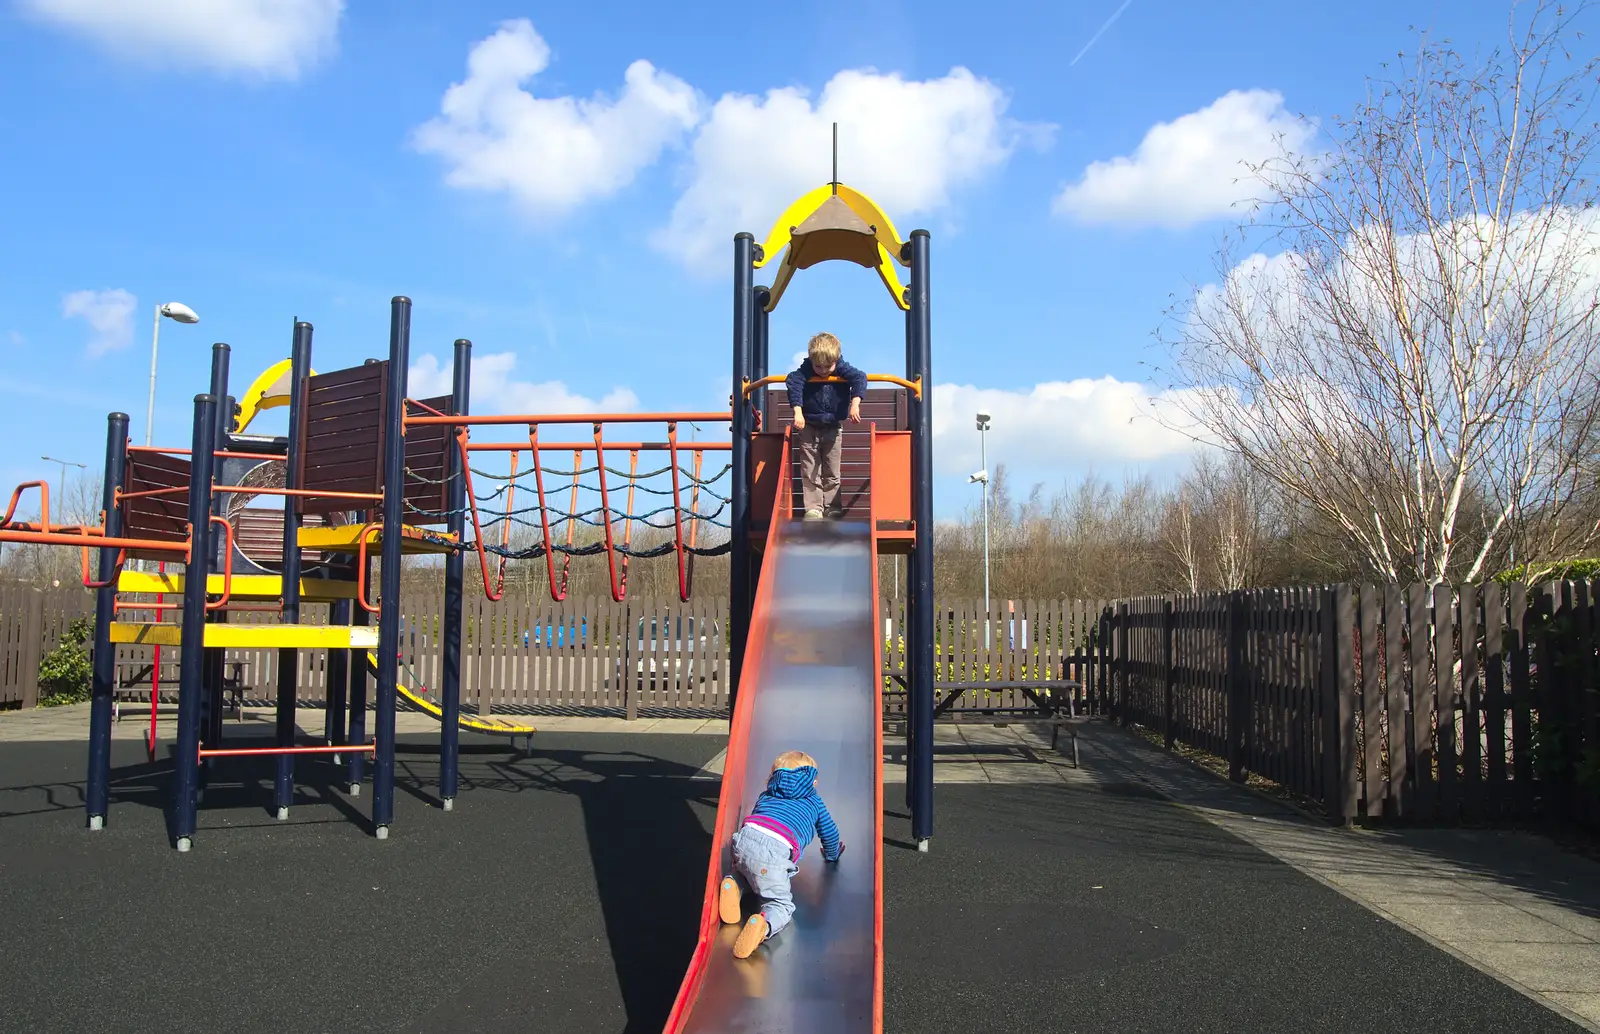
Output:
[733,913,769,958]
[718,876,742,925]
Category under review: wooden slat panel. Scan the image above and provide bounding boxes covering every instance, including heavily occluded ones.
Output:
[1458,582,1481,819]
[1409,582,1436,820]
[1579,581,1599,826]
[121,450,191,549]
[1482,581,1507,816]
[1508,583,1531,813]
[1435,583,1457,821]
[1385,584,1407,816]
[300,362,384,516]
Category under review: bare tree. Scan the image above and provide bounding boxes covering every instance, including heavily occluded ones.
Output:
[1161,1,1600,584]
[1160,487,1202,592]
[1195,452,1275,589]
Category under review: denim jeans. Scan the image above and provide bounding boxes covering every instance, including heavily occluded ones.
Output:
[731,824,800,936]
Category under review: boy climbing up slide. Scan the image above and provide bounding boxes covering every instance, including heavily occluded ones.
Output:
[719,750,845,959]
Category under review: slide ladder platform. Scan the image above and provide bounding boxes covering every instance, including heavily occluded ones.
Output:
[116,571,359,602]
[108,622,380,650]
[297,523,457,555]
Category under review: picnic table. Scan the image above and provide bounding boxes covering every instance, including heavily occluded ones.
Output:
[881,673,1087,767]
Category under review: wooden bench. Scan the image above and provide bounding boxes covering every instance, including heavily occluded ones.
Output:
[112,660,248,722]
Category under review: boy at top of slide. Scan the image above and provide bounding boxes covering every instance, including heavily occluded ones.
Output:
[785,332,866,519]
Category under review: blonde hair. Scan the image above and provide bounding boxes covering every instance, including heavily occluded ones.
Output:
[807,332,841,367]
[772,750,817,772]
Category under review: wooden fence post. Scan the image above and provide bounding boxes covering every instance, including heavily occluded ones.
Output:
[1332,584,1357,822]
[1226,590,1248,783]
[1162,599,1175,750]
[1115,602,1129,726]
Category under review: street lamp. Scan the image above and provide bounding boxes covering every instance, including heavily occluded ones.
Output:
[973,410,992,617]
[41,455,86,523]
[147,302,200,447]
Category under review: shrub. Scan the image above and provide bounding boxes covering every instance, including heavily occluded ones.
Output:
[37,617,93,707]
[1491,558,1600,585]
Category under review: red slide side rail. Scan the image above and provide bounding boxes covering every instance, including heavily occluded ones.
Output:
[661,427,792,1034]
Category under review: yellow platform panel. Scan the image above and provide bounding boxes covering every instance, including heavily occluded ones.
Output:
[108,622,380,649]
[297,524,458,556]
[117,571,359,601]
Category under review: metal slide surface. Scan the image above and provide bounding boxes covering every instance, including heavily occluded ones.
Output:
[666,519,883,1033]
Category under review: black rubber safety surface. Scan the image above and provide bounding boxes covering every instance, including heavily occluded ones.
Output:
[0,731,1579,1034]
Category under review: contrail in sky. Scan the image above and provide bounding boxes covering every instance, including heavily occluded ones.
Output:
[1070,0,1135,66]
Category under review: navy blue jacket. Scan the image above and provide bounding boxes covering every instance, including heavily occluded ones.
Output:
[785,358,867,424]
[745,765,843,861]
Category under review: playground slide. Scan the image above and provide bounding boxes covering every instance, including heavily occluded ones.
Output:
[663,518,884,1032]
[362,651,538,740]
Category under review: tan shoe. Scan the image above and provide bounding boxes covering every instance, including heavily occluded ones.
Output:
[718,876,742,925]
[733,913,769,959]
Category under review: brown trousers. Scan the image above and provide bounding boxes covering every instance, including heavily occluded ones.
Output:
[795,422,842,513]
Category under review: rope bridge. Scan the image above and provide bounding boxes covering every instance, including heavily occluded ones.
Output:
[402,403,734,604]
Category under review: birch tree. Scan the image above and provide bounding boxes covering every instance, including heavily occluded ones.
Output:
[1162,1,1600,583]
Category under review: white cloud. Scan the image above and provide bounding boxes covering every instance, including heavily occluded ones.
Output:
[62,288,137,357]
[933,377,1208,483]
[409,351,638,415]
[19,0,342,80]
[1053,89,1314,228]
[657,68,1051,273]
[412,19,701,219]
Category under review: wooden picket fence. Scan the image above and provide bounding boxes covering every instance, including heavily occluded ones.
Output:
[11,576,1597,831]
[0,582,94,708]
[108,596,736,719]
[1103,581,1600,827]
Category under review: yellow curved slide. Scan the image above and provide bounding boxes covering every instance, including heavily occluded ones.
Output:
[363,651,537,740]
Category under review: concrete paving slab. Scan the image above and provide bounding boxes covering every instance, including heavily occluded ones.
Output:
[1377,900,1588,944]
[1550,994,1600,1026]
[1451,943,1600,993]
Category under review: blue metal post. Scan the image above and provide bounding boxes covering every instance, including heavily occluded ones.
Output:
[202,344,231,764]
[903,279,919,813]
[729,235,755,717]
[441,338,471,808]
[274,322,312,819]
[85,411,129,829]
[373,297,411,837]
[752,287,770,428]
[907,230,935,849]
[174,394,218,852]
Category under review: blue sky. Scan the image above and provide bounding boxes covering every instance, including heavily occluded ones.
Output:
[0,0,1527,518]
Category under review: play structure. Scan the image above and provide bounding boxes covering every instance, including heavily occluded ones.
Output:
[0,175,936,1031]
